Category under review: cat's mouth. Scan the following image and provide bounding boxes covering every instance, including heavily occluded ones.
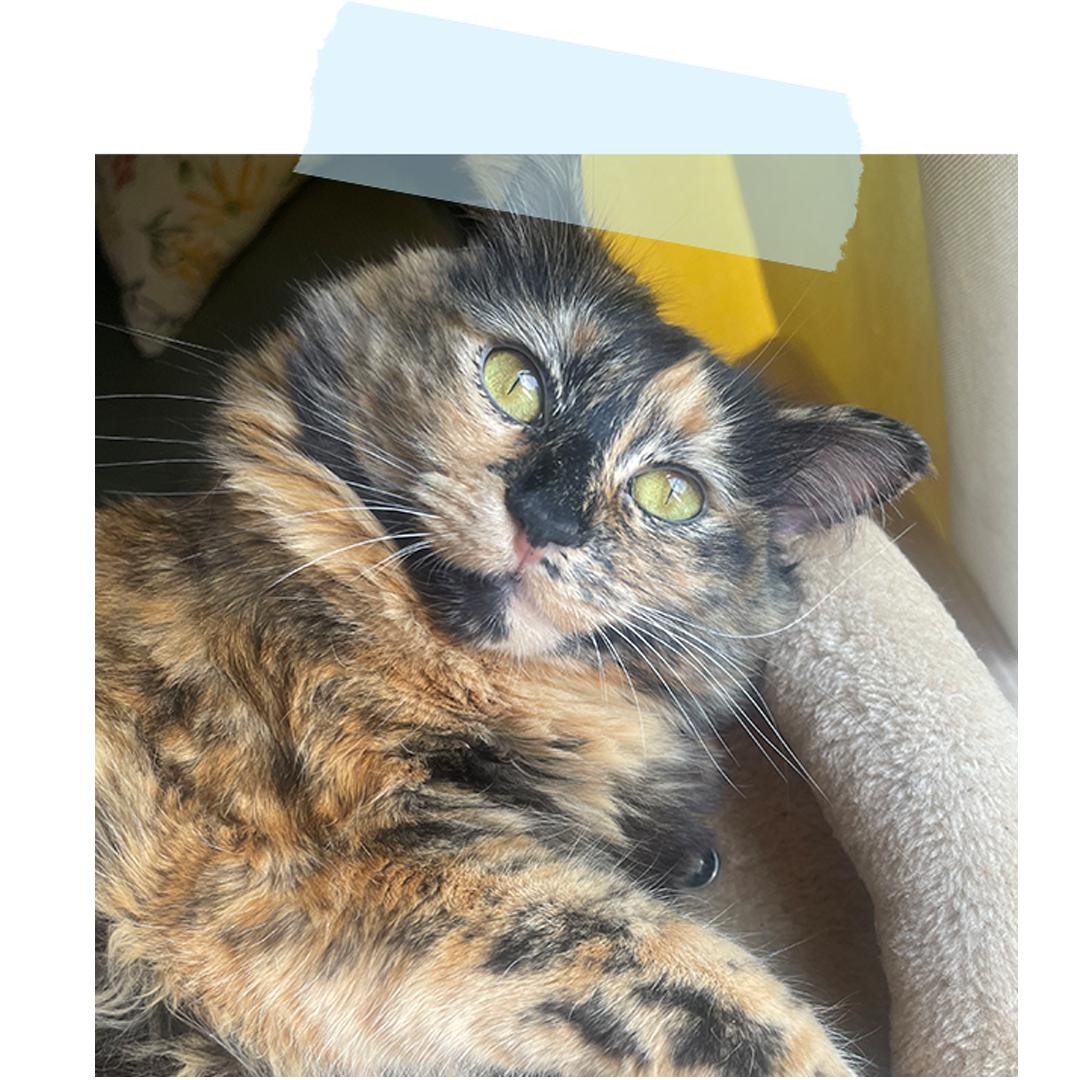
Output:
[378,500,596,656]
[497,519,622,658]
[484,521,563,655]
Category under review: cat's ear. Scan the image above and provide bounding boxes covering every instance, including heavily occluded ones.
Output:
[766,405,931,538]
[460,155,588,226]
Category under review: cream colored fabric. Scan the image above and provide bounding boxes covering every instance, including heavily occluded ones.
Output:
[710,521,1017,1074]
[96,155,305,356]
[916,155,1018,648]
[706,715,891,1071]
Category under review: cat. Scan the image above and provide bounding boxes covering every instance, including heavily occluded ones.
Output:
[96,205,930,1076]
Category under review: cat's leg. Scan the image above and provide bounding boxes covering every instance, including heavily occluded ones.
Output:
[99,827,853,1076]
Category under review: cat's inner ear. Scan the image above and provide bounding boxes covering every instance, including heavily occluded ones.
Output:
[767,405,932,539]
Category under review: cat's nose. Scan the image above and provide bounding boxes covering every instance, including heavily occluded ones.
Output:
[505,487,586,549]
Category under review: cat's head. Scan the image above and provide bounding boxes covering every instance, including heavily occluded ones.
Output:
[215,212,929,690]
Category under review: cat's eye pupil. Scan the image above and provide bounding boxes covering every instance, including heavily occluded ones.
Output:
[482,349,544,424]
[631,468,704,522]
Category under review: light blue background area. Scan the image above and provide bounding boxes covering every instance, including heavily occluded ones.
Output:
[298,156,868,274]
[304,4,860,154]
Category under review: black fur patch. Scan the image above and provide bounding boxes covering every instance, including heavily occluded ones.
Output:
[584,393,638,447]
[384,907,469,959]
[691,527,754,577]
[633,977,786,1075]
[420,734,562,815]
[535,996,648,1066]
[269,742,305,802]
[406,557,511,645]
[369,817,495,856]
[485,903,633,975]
[134,666,200,735]
[614,785,719,892]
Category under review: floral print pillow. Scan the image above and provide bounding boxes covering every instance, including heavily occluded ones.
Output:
[96,155,305,356]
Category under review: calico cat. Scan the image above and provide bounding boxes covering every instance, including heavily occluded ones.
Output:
[96,207,929,1076]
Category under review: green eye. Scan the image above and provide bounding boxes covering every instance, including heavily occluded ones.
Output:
[482,348,544,424]
[631,468,704,522]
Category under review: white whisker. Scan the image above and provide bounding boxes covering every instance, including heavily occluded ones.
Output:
[610,623,742,791]
[592,626,646,757]
[267,533,430,589]
[625,608,819,794]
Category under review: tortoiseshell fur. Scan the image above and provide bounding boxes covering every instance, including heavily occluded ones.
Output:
[96,214,929,1075]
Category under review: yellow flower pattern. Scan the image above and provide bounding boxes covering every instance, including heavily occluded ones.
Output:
[95,155,304,355]
[159,232,226,289]
[184,158,270,229]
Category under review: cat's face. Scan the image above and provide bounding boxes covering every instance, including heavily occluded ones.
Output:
[221,216,928,691]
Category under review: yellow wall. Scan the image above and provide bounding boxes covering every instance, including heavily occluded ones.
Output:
[600,155,950,540]
[757,155,949,537]
[603,230,779,359]
[588,154,776,359]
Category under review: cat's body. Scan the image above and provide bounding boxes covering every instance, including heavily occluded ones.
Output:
[96,210,929,1076]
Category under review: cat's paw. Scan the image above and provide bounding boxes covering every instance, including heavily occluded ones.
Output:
[765,1004,854,1077]
[625,927,855,1076]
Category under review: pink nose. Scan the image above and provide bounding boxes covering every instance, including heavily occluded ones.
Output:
[512,521,550,570]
